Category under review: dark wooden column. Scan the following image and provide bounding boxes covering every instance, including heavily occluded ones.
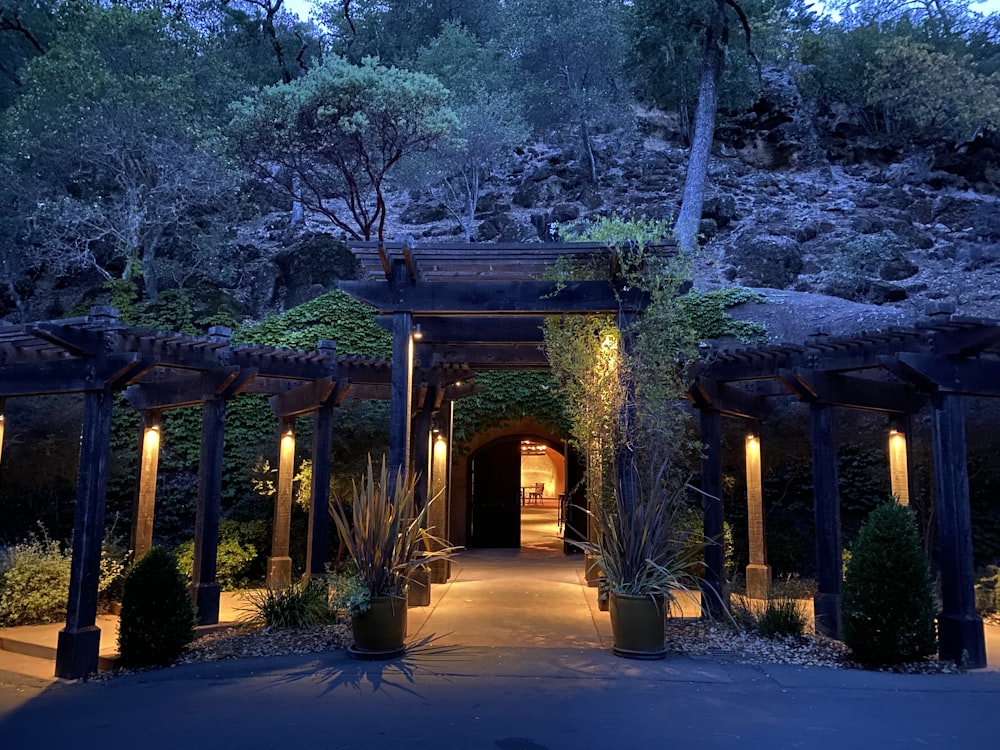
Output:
[56,384,114,679]
[388,309,413,480]
[811,403,842,639]
[930,392,986,667]
[267,416,295,589]
[699,408,726,617]
[191,395,225,625]
[305,400,334,578]
[130,409,162,561]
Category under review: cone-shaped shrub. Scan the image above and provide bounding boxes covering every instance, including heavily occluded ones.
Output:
[117,547,196,668]
[842,502,936,665]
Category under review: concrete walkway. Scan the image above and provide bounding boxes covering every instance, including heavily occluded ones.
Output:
[1,505,999,748]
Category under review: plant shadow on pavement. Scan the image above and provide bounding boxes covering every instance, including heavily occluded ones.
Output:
[269,634,472,699]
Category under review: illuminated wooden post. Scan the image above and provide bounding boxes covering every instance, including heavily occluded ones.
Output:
[888,416,911,506]
[267,416,296,589]
[131,409,162,561]
[745,431,771,599]
[428,401,452,583]
[0,397,6,465]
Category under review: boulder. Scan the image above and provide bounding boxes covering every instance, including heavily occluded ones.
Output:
[727,232,804,288]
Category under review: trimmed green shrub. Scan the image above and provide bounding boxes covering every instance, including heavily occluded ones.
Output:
[117,547,196,668]
[242,579,333,629]
[0,535,71,626]
[842,502,937,666]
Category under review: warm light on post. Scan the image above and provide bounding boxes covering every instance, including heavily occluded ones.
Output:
[888,427,910,506]
[744,431,770,600]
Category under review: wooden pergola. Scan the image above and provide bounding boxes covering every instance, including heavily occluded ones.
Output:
[0,307,471,678]
[689,315,998,668]
[341,240,658,491]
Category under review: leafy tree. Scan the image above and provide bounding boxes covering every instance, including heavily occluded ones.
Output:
[499,0,630,184]
[320,0,500,65]
[866,36,1000,140]
[0,0,54,110]
[3,2,241,301]
[407,23,529,239]
[230,55,456,241]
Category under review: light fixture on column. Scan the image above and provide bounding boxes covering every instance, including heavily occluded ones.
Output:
[412,323,424,341]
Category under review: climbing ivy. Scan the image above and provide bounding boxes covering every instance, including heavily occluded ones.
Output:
[235,290,391,356]
[452,371,570,454]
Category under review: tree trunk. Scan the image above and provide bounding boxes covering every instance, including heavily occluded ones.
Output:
[580,119,597,185]
[674,2,728,256]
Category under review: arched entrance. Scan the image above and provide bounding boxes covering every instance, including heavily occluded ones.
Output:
[467,435,567,548]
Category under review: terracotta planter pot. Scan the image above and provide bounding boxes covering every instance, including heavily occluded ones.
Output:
[349,595,407,660]
[609,592,667,659]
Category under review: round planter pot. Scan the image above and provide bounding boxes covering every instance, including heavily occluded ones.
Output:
[349,595,407,660]
[609,592,667,660]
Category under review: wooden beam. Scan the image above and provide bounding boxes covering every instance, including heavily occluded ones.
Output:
[340,280,649,315]
[781,369,922,413]
[269,378,337,417]
[433,344,548,370]
[687,378,769,420]
[811,404,842,640]
[122,368,243,411]
[892,352,1000,396]
[381,315,548,343]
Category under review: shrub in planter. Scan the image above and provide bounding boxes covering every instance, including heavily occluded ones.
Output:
[117,547,196,668]
[842,502,936,665]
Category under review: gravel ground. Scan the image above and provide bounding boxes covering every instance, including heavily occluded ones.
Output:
[146,615,978,676]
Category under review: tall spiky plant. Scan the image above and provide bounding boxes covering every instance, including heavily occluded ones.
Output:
[329,455,457,607]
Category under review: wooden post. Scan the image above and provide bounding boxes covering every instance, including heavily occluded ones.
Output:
[56,384,114,679]
[699,408,727,617]
[811,404,842,639]
[267,416,295,589]
[887,415,912,506]
[130,409,162,561]
[745,430,771,600]
[305,401,334,579]
[931,393,986,667]
[191,396,225,626]
[428,401,452,583]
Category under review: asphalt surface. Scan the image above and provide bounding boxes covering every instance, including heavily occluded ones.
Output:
[2,507,998,748]
[2,646,999,749]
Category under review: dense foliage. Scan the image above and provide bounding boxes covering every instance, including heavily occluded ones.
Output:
[842,501,937,665]
[117,547,196,668]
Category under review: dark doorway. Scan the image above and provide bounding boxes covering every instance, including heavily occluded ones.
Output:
[469,439,521,547]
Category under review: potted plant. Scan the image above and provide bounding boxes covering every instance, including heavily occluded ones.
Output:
[329,455,457,659]
[571,472,708,660]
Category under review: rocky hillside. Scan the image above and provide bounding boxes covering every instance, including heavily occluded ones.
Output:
[340,73,1000,340]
